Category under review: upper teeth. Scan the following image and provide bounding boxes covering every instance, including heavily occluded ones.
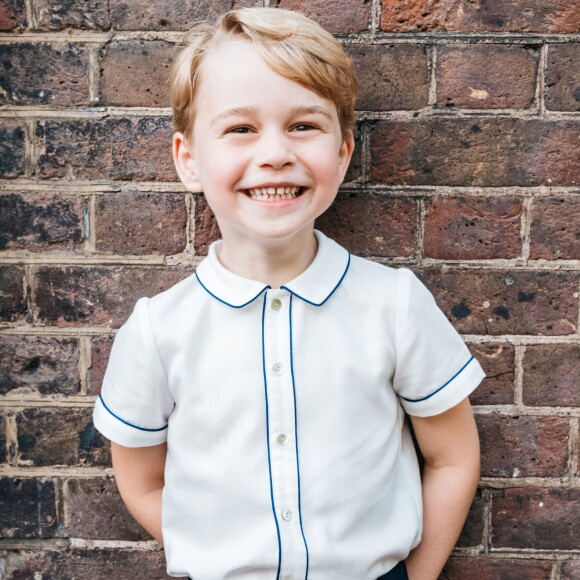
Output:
[246,186,300,200]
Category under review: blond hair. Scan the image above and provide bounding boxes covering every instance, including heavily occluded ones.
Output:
[170,7,357,142]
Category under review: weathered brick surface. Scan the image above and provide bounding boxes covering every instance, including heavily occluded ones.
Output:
[371,119,580,187]
[101,41,174,107]
[16,408,110,466]
[492,488,580,549]
[530,197,580,260]
[0,0,26,30]
[545,44,580,112]
[66,478,150,540]
[468,344,515,406]
[523,344,580,407]
[193,195,222,256]
[0,193,83,251]
[0,266,26,323]
[344,123,362,183]
[456,490,484,547]
[95,192,187,255]
[35,0,110,30]
[0,44,89,106]
[316,194,416,257]
[561,560,580,579]
[420,269,578,336]
[35,117,176,181]
[0,120,25,178]
[436,45,538,109]
[424,196,522,259]
[348,45,429,111]
[380,0,580,33]
[89,337,113,396]
[34,266,186,327]
[442,557,553,580]
[0,336,80,396]
[0,411,6,463]
[477,415,569,478]
[0,477,58,538]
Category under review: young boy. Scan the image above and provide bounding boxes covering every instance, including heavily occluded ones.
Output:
[93,7,485,580]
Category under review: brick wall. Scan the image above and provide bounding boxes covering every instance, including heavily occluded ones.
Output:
[0,0,579,578]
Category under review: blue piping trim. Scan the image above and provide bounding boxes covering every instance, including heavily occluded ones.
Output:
[402,356,476,403]
[289,295,310,579]
[261,294,282,580]
[195,271,270,309]
[280,253,351,308]
[98,394,168,432]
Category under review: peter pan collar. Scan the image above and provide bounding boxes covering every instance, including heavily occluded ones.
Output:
[195,230,350,309]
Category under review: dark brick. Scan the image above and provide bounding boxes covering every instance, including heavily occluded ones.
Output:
[88,337,113,396]
[194,195,222,256]
[316,194,416,257]
[274,0,370,34]
[347,44,429,111]
[35,0,110,30]
[420,269,578,336]
[442,557,552,580]
[530,197,580,260]
[35,117,176,181]
[468,344,515,405]
[492,488,580,549]
[523,344,580,407]
[0,44,89,106]
[34,265,186,327]
[67,478,150,540]
[436,45,538,109]
[101,41,173,107]
[16,408,110,467]
[0,478,58,538]
[478,416,569,478]
[370,119,580,187]
[110,0,255,31]
[95,192,187,255]
[546,44,580,112]
[561,560,580,579]
[0,266,26,323]
[0,411,6,463]
[380,0,580,33]
[0,120,25,178]
[0,193,83,251]
[4,548,171,579]
[0,336,80,396]
[343,123,362,183]
[0,0,26,30]
[456,490,484,547]
[424,196,522,259]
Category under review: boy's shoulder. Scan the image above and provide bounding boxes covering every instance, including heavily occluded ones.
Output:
[347,252,415,294]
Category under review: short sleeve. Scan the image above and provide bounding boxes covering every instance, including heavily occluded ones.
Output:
[393,269,485,417]
[92,297,174,447]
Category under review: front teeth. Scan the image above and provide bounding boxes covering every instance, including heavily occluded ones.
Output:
[246,186,301,201]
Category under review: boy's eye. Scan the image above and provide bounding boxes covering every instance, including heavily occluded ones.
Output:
[292,123,317,132]
[227,126,252,134]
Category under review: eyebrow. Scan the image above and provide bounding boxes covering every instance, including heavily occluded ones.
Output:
[210,105,334,126]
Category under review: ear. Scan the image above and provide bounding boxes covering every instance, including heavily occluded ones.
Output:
[172,132,203,192]
[338,133,355,181]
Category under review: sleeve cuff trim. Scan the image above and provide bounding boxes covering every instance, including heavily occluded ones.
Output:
[98,394,168,432]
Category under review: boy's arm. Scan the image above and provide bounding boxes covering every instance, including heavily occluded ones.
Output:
[111,441,167,544]
[405,398,480,580]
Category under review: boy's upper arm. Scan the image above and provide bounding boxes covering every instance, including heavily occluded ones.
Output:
[111,442,167,497]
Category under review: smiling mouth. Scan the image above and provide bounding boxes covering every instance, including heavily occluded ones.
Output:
[243,186,304,201]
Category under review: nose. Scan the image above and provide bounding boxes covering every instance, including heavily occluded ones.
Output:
[254,130,296,169]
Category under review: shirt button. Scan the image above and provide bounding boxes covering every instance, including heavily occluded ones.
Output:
[272,362,283,374]
[271,298,282,311]
[281,509,293,522]
[276,434,289,446]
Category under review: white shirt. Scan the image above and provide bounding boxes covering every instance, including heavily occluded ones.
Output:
[93,230,485,580]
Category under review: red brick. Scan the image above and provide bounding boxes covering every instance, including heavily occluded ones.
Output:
[16,408,110,467]
[436,45,538,109]
[0,266,26,323]
[0,193,83,251]
[95,192,187,255]
[34,266,186,327]
[561,560,580,579]
[492,488,580,549]
[66,478,150,540]
[347,44,429,111]
[88,337,113,396]
[380,0,580,33]
[523,344,580,407]
[456,490,484,547]
[370,119,580,187]
[35,0,109,30]
[0,477,58,538]
[35,117,176,181]
[530,197,580,259]
[194,195,222,256]
[0,336,80,396]
[424,196,522,259]
[110,0,255,31]
[478,415,569,478]
[0,0,26,30]
[316,194,416,257]
[442,557,552,580]
[101,41,173,107]
[0,44,89,106]
[420,269,578,336]
[344,123,362,183]
[274,0,370,34]
[0,120,25,178]
[468,344,515,405]
[546,44,580,112]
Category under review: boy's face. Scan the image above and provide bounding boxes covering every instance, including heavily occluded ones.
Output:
[173,40,354,247]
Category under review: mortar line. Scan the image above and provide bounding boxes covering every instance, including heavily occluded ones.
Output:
[514,344,525,407]
[538,43,548,116]
[522,197,532,261]
[569,418,579,481]
[370,0,381,34]
[482,488,492,554]
[428,45,437,106]
[88,43,101,105]
[79,335,92,397]
[5,412,17,466]
[416,197,426,265]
